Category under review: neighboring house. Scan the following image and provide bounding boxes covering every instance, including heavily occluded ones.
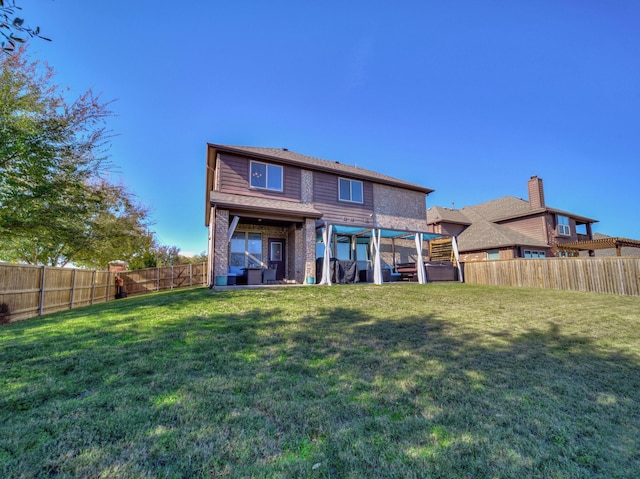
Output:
[205,144,439,285]
[427,176,598,261]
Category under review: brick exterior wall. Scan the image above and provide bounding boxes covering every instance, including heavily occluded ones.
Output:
[213,208,229,277]
[527,176,545,209]
[373,184,428,232]
[303,218,317,282]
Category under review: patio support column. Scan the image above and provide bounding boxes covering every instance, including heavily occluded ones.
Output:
[415,233,426,284]
[227,216,240,242]
[452,236,464,282]
[319,224,333,285]
[372,228,382,284]
[213,209,230,283]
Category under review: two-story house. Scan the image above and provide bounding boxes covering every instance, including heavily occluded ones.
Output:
[205,144,444,286]
[427,176,598,261]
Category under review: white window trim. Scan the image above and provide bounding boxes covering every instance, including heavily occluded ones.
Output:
[250,160,283,192]
[557,215,570,236]
[338,177,364,204]
[230,231,264,268]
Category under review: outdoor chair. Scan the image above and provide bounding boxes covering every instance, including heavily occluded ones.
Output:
[262,265,277,284]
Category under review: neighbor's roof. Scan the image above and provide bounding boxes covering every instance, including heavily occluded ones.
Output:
[455,208,549,251]
[466,196,597,223]
[428,195,597,252]
[427,206,471,225]
[208,144,435,195]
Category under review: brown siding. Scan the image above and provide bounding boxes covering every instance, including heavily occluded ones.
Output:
[431,223,466,236]
[218,152,301,201]
[313,171,374,225]
[499,215,547,243]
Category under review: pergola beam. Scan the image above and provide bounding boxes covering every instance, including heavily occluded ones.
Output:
[558,237,640,253]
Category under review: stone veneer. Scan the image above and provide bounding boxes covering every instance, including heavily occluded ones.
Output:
[299,171,316,283]
[301,170,313,203]
[213,208,229,278]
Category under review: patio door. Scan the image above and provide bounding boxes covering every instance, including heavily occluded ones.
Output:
[268,239,285,280]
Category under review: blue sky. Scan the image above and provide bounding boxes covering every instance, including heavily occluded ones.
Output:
[24,1,640,254]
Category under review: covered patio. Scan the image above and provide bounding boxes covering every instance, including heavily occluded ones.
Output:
[316,223,463,285]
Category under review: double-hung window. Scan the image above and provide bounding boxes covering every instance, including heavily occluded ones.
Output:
[250,161,283,191]
[557,215,570,236]
[338,178,363,203]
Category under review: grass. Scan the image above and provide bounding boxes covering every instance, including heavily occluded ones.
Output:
[1,283,639,478]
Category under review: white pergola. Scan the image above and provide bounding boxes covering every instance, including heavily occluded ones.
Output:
[317,223,463,285]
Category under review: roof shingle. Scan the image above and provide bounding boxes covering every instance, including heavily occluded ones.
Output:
[209,144,434,194]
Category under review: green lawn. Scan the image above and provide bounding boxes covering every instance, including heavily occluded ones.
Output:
[1,283,639,478]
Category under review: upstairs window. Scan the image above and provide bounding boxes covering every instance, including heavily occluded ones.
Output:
[557,215,570,236]
[338,178,363,203]
[250,161,283,191]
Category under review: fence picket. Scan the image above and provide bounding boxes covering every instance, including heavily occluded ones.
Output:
[0,262,208,323]
[464,258,640,296]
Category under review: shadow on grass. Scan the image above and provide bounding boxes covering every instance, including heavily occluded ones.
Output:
[1,288,638,478]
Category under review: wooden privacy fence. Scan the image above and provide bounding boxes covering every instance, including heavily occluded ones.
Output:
[463,257,640,296]
[0,262,207,324]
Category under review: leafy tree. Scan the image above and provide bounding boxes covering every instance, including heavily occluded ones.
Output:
[0,46,152,268]
[181,251,208,264]
[1,0,50,54]
[127,242,207,270]
[66,182,154,269]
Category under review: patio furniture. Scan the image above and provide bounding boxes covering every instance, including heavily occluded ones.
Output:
[228,265,247,285]
[425,261,457,281]
[246,268,262,285]
[396,262,418,281]
[315,258,359,284]
[262,266,277,284]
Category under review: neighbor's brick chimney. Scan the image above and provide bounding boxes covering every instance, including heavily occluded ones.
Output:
[528,175,545,209]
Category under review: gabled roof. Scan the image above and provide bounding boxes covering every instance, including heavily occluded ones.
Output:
[208,144,434,194]
[427,206,471,225]
[457,223,550,251]
[467,195,597,224]
[455,208,548,251]
[466,196,540,222]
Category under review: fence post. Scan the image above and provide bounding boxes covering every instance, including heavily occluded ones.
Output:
[106,271,111,301]
[90,270,97,305]
[189,263,193,287]
[38,265,46,316]
[70,268,77,309]
[171,265,174,290]
[157,267,160,292]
